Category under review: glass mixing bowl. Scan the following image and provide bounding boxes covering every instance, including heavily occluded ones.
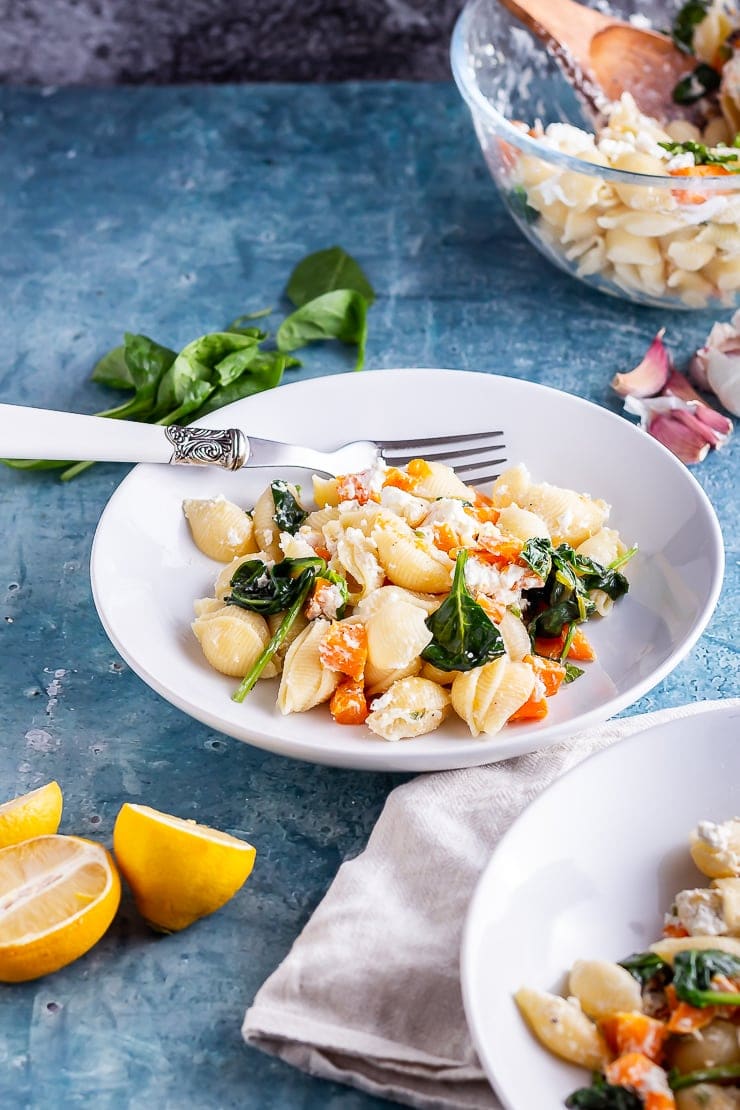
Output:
[450,0,740,309]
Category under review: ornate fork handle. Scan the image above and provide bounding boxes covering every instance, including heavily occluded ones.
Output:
[164,426,247,470]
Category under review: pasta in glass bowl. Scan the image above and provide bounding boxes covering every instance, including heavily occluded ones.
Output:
[450,0,740,309]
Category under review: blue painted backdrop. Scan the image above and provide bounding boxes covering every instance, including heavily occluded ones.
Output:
[0,83,737,1107]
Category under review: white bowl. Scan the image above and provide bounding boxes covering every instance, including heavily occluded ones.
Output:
[90,368,724,771]
[461,701,740,1109]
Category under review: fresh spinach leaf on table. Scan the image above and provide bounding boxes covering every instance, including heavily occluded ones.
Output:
[2,246,375,479]
[277,289,370,371]
[285,245,375,307]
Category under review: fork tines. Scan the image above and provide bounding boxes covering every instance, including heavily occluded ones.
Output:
[377,430,507,488]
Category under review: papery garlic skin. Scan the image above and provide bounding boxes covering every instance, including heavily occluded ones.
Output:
[692,309,740,416]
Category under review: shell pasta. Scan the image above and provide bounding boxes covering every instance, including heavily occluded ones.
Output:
[516,819,740,1108]
[183,457,634,742]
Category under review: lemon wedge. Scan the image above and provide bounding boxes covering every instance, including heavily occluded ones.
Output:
[0,781,63,849]
[0,835,121,982]
[113,803,256,933]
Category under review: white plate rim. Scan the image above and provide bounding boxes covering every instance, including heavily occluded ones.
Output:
[459,700,740,1110]
[89,368,725,771]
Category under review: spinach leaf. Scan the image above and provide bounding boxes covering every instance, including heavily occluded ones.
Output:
[563,662,584,684]
[508,185,539,225]
[227,558,321,615]
[232,570,317,701]
[421,550,505,672]
[154,332,259,419]
[672,949,740,1007]
[671,0,709,51]
[521,537,552,580]
[91,345,132,390]
[619,951,673,990]
[669,1062,740,1090]
[573,554,630,601]
[608,545,638,573]
[673,62,722,105]
[225,307,273,331]
[271,479,308,534]
[523,540,628,640]
[276,290,369,371]
[97,333,177,420]
[286,245,376,307]
[566,1074,642,1109]
[659,139,740,168]
[189,352,297,420]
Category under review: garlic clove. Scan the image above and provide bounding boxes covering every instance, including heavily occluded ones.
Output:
[648,412,712,465]
[663,369,734,443]
[611,328,671,398]
[704,349,740,418]
[691,312,740,416]
[623,394,716,464]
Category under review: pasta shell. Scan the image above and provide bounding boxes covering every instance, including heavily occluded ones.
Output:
[568,960,643,1019]
[366,599,433,672]
[497,505,550,543]
[514,988,608,1069]
[193,597,225,618]
[354,585,440,621]
[520,482,609,547]
[277,619,340,714]
[183,496,257,563]
[491,464,531,509]
[366,677,450,742]
[419,661,459,686]
[575,527,624,567]
[410,461,473,500]
[192,607,271,678]
[365,658,422,697]
[451,658,534,738]
[497,610,531,662]
[689,819,740,879]
[312,475,340,508]
[373,516,453,594]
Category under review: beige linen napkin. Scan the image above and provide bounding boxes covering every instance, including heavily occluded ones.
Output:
[243,700,738,1110]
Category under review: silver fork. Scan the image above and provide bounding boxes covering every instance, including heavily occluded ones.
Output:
[0,403,507,486]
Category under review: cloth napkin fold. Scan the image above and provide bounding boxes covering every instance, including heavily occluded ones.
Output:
[243,700,737,1110]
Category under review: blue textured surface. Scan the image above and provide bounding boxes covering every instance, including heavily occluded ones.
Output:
[0,83,737,1108]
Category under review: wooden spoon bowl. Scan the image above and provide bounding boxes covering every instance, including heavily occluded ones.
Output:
[498,0,696,121]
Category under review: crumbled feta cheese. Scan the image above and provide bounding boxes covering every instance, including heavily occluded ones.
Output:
[675,888,727,936]
[422,498,479,547]
[380,486,428,526]
[698,820,731,850]
[666,152,696,171]
[279,531,318,560]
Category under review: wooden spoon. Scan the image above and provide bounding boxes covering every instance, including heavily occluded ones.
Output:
[499,0,697,121]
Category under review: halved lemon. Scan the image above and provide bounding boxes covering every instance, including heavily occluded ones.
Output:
[0,835,121,982]
[113,803,256,933]
[0,781,63,849]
